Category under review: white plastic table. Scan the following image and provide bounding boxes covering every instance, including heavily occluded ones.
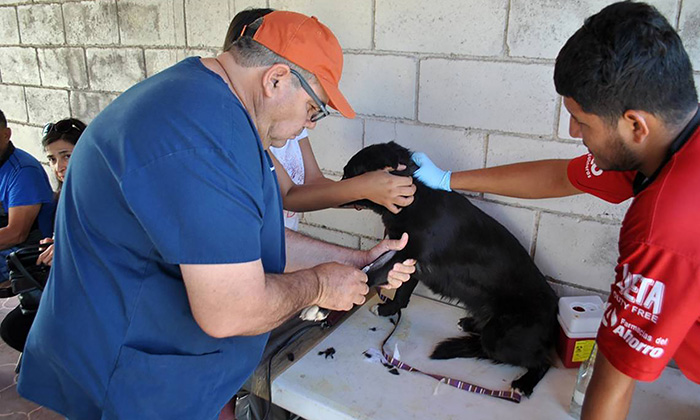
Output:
[271,294,700,420]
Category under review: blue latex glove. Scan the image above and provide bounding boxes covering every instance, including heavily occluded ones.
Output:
[411,152,452,191]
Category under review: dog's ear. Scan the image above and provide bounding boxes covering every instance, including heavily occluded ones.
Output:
[341,142,415,215]
[343,143,395,179]
[385,141,418,176]
[342,141,417,180]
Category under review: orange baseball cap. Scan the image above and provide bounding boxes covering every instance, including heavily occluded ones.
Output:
[252,11,356,119]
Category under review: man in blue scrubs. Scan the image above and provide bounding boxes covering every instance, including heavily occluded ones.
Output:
[18,12,415,420]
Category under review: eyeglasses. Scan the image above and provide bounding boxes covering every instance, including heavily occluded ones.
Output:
[42,120,83,137]
[289,68,330,123]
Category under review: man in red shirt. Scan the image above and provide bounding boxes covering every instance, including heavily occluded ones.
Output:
[411,2,700,419]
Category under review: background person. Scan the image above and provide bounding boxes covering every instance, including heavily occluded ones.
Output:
[0,111,56,352]
[41,118,85,198]
[17,11,415,420]
[412,3,700,419]
[36,118,86,266]
[0,110,55,282]
[224,8,416,232]
[0,118,85,353]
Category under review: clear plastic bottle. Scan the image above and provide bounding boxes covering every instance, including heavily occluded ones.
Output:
[569,342,598,419]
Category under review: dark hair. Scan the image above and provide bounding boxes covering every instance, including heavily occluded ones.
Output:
[42,118,86,198]
[0,109,6,129]
[41,118,86,149]
[223,8,274,52]
[554,1,697,127]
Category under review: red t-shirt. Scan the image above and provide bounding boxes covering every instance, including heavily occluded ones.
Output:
[567,127,700,384]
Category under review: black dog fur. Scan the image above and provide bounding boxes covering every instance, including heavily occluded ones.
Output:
[342,142,559,397]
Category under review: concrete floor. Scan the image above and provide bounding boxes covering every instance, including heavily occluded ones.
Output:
[0,296,62,419]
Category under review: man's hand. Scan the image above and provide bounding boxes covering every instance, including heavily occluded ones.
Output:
[355,165,416,214]
[36,238,54,266]
[366,232,416,289]
[412,152,451,191]
[313,262,369,311]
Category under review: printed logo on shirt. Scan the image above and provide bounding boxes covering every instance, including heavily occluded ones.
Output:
[602,301,618,328]
[584,154,603,178]
[613,264,664,324]
[601,264,669,360]
[608,316,666,359]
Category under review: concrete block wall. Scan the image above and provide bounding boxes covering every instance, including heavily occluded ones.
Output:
[0,0,698,296]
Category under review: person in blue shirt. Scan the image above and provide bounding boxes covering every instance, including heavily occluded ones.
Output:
[17,11,415,420]
[0,118,85,353]
[0,110,54,282]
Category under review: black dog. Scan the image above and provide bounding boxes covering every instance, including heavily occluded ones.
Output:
[343,142,558,397]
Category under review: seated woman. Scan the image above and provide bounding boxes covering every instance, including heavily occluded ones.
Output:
[0,118,85,352]
[35,118,86,266]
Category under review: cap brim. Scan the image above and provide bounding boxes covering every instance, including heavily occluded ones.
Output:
[317,76,355,119]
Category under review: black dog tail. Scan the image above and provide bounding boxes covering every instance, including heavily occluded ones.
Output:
[430,335,486,360]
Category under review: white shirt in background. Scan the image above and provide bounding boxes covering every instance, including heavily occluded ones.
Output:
[269,128,308,231]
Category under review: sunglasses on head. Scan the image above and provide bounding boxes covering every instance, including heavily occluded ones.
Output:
[42,120,83,137]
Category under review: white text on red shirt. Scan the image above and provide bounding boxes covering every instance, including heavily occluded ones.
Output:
[614,263,665,323]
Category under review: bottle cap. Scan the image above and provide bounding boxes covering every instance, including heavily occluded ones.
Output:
[558,295,604,338]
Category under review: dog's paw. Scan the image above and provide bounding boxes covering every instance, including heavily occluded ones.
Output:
[457,316,479,333]
[510,365,549,398]
[369,302,401,317]
[300,305,330,322]
[510,382,534,398]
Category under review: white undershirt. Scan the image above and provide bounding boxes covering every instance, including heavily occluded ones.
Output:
[269,128,308,231]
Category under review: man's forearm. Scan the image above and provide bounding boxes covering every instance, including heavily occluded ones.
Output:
[183,261,323,337]
[581,352,636,420]
[0,204,42,250]
[451,159,582,199]
[243,269,321,335]
[285,228,365,272]
[0,226,27,250]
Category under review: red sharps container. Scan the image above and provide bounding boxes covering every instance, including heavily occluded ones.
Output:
[557,296,604,368]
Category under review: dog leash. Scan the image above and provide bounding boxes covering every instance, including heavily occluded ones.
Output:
[377,307,522,404]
